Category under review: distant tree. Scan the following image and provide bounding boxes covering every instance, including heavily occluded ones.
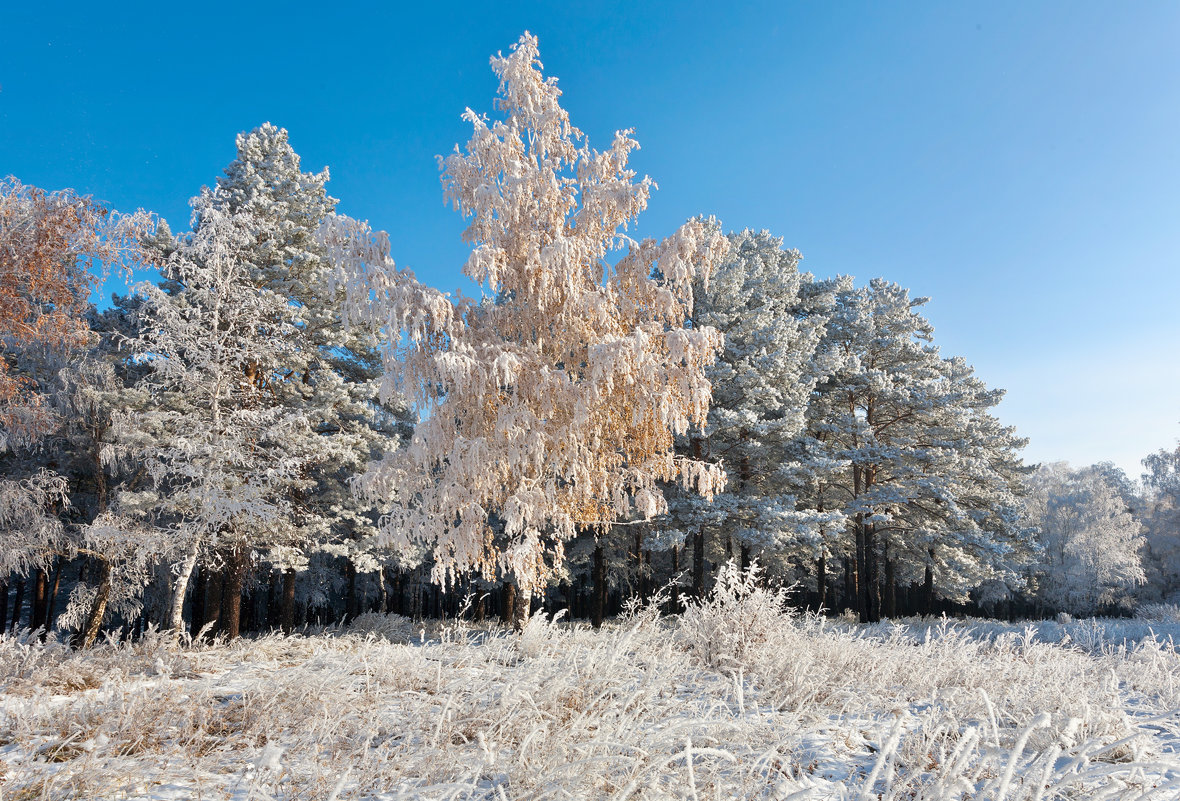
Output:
[1138,447,1180,603]
[1027,462,1145,615]
[321,33,727,623]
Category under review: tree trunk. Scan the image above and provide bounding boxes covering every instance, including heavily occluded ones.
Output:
[843,556,854,612]
[168,537,202,635]
[692,527,706,599]
[884,548,896,619]
[0,579,8,633]
[923,550,935,616]
[31,568,49,632]
[502,580,516,626]
[633,532,647,602]
[346,560,358,623]
[670,545,680,612]
[866,524,881,623]
[592,543,607,628]
[281,568,297,633]
[855,518,869,623]
[816,555,827,612]
[204,564,224,636]
[75,561,112,649]
[45,558,64,632]
[740,543,751,573]
[221,547,249,640]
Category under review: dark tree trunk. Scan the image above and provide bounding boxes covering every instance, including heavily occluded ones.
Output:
[265,570,278,629]
[46,558,64,631]
[855,519,869,623]
[633,532,647,602]
[346,560,358,623]
[866,525,881,623]
[75,561,112,649]
[816,555,827,612]
[204,564,224,636]
[923,551,935,615]
[191,565,207,636]
[502,580,516,626]
[843,556,854,612]
[221,547,249,640]
[31,568,49,632]
[692,528,706,599]
[884,549,897,619]
[281,568,297,633]
[592,543,607,628]
[670,545,680,612]
[740,544,751,573]
[0,579,7,633]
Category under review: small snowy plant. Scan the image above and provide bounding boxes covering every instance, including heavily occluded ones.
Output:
[679,561,794,671]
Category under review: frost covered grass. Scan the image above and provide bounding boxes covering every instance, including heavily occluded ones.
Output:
[2,576,1179,799]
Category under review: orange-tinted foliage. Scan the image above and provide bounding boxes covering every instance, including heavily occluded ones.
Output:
[0,178,154,442]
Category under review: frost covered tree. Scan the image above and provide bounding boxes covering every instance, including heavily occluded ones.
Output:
[125,191,315,638]
[320,33,727,619]
[662,227,844,594]
[211,124,411,631]
[1027,462,1145,615]
[1141,446,1180,602]
[802,280,1032,621]
[0,178,152,444]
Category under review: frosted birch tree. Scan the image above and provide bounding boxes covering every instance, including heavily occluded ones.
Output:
[320,33,727,612]
[1028,462,1145,615]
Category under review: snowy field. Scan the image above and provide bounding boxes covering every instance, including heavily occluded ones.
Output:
[4,579,1180,800]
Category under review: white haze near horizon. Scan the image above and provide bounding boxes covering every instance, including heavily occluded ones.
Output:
[982,340,1179,481]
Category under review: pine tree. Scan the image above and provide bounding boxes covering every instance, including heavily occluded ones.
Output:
[212,124,411,631]
[124,191,314,637]
[1141,446,1180,602]
[661,227,845,593]
[803,280,1032,621]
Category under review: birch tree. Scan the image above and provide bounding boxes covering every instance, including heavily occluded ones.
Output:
[1027,462,1145,615]
[321,33,727,611]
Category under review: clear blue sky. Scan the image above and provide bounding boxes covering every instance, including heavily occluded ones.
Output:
[3,1,1178,478]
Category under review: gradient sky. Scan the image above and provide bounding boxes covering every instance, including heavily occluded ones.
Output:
[3,1,1178,478]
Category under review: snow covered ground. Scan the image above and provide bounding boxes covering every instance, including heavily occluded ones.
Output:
[3,581,1180,799]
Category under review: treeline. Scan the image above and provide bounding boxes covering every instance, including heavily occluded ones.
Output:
[2,37,1177,645]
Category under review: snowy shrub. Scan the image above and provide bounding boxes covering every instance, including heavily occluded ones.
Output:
[1137,602,1180,623]
[679,560,794,671]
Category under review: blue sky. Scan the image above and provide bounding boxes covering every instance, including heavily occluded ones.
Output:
[3,1,1178,477]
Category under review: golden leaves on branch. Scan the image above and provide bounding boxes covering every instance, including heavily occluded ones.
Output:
[0,178,155,443]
